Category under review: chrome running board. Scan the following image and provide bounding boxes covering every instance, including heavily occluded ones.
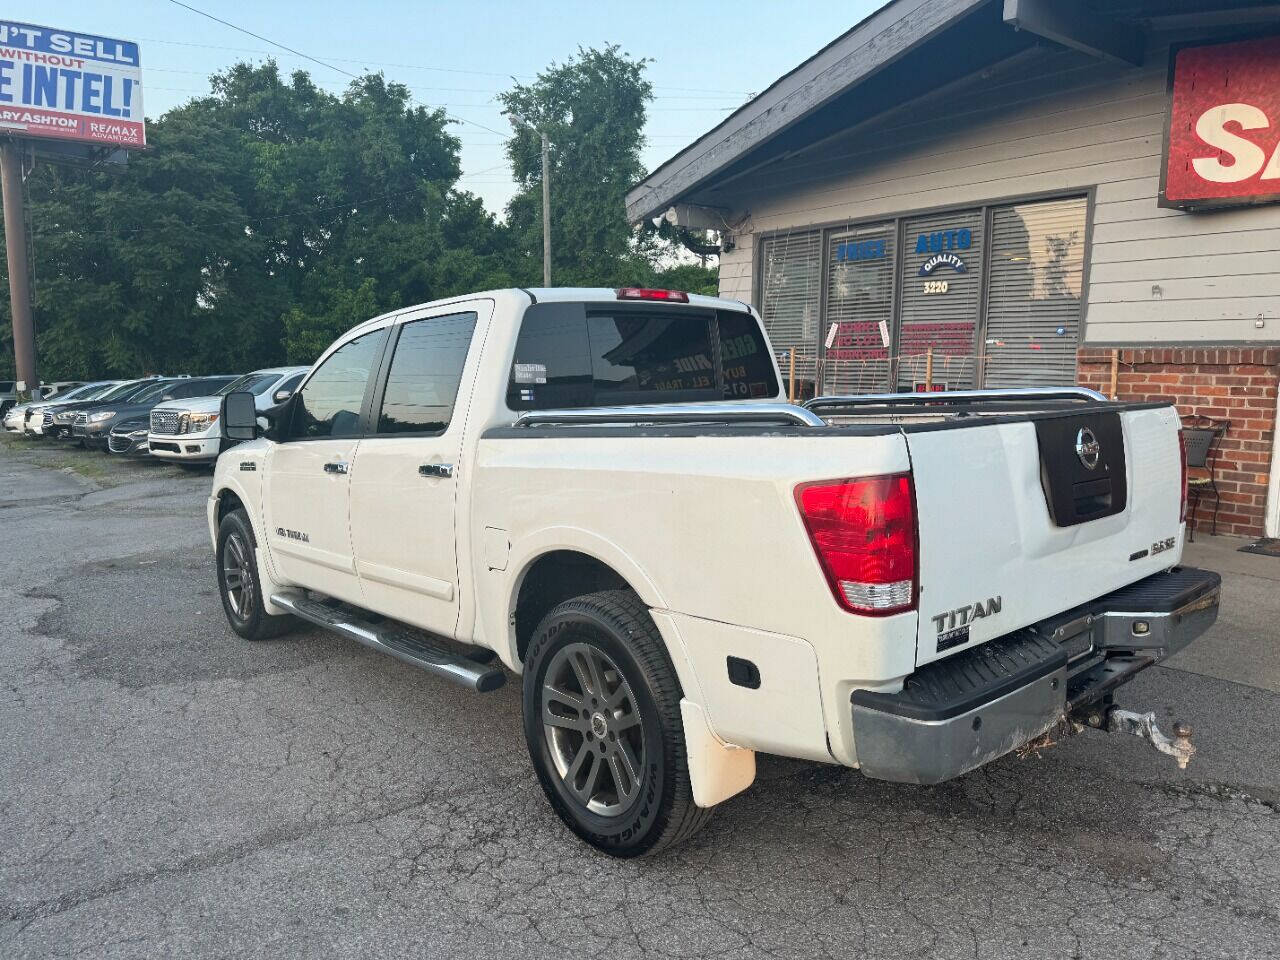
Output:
[270,590,505,693]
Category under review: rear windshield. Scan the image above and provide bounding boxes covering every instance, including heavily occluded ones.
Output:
[218,372,281,396]
[169,377,234,398]
[506,303,778,410]
[132,380,180,403]
[96,380,152,402]
[77,383,118,401]
[46,383,94,401]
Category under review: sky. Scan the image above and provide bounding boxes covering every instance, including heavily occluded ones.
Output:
[5,0,882,217]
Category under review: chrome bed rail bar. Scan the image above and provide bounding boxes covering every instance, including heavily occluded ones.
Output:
[804,387,1107,413]
[513,402,827,428]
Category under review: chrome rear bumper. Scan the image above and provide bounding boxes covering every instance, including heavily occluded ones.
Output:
[851,566,1221,785]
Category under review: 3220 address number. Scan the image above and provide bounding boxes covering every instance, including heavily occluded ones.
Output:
[923,280,949,294]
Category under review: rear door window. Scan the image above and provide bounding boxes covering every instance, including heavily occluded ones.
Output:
[375,312,477,435]
[507,303,778,410]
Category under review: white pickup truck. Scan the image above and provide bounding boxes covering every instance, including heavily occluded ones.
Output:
[209,287,1220,857]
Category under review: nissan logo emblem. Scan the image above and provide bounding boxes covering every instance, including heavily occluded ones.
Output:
[1075,427,1101,470]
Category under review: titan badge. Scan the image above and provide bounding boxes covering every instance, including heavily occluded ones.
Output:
[932,596,1002,652]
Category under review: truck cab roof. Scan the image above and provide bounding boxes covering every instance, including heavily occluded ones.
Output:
[342,288,753,341]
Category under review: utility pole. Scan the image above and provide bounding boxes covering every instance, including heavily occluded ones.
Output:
[0,140,37,397]
[540,131,551,288]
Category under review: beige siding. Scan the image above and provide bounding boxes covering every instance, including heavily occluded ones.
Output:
[712,41,1280,343]
[716,243,754,304]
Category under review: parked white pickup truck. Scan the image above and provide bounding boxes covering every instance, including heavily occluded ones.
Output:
[209,287,1220,856]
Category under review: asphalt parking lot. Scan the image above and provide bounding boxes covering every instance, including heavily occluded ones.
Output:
[2,433,1278,960]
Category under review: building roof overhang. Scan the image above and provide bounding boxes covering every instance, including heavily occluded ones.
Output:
[626,0,1280,225]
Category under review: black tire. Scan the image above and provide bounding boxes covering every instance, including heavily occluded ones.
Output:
[216,508,295,641]
[522,589,713,857]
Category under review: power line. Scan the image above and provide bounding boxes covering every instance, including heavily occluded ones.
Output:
[163,0,512,140]
[146,84,735,115]
[145,66,746,101]
[165,1,355,80]
[137,35,756,95]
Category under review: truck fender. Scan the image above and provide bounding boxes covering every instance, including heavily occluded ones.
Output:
[502,532,755,804]
[651,609,757,807]
[211,479,289,618]
[498,526,669,671]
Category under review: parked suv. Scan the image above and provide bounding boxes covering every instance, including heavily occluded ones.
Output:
[149,367,307,464]
[2,380,82,420]
[63,378,166,443]
[79,376,236,450]
[6,382,112,434]
[24,381,124,437]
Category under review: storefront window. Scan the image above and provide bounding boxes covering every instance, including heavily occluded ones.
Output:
[824,223,894,394]
[759,231,821,390]
[754,193,1088,395]
[983,196,1087,387]
[896,209,983,390]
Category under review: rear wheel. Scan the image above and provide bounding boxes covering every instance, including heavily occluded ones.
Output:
[216,509,295,641]
[522,590,713,857]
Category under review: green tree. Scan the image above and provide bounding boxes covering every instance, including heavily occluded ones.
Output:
[499,45,654,287]
[1,61,516,380]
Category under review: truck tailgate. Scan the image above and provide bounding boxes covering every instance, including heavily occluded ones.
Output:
[905,404,1184,666]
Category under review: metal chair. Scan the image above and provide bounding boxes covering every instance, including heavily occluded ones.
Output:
[1182,416,1228,541]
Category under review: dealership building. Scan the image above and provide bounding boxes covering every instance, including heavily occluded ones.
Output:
[628,0,1280,538]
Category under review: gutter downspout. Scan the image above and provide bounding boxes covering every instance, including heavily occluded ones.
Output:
[1267,374,1280,538]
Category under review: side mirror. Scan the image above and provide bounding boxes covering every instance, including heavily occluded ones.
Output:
[273,387,294,403]
[221,391,259,442]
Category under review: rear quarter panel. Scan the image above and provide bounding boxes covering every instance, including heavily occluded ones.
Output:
[471,431,919,764]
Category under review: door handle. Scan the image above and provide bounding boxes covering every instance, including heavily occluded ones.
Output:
[323,461,349,475]
[418,463,454,479]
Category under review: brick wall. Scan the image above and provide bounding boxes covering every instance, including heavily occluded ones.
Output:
[1077,347,1279,538]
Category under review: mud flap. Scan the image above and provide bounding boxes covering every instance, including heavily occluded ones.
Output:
[680,699,756,808]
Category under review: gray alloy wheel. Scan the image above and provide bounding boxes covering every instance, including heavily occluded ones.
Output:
[216,508,295,641]
[541,642,645,817]
[522,590,714,857]
[221,529,255,619]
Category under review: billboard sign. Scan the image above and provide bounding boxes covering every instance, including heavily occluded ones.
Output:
[1161,35,1280,210]
[0,21,143,149]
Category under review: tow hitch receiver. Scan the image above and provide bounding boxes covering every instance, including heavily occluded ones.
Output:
[1080,707,1196,769]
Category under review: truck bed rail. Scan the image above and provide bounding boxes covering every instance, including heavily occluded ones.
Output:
[512,402,826,428]
[805,387,1106,415]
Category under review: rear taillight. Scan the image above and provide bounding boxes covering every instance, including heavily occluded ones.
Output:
[795,473,918,616]
[616,287,690,302]
[1178,429,1188,523]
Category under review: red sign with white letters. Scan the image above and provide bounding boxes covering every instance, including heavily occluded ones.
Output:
[1161,35,1280,210]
